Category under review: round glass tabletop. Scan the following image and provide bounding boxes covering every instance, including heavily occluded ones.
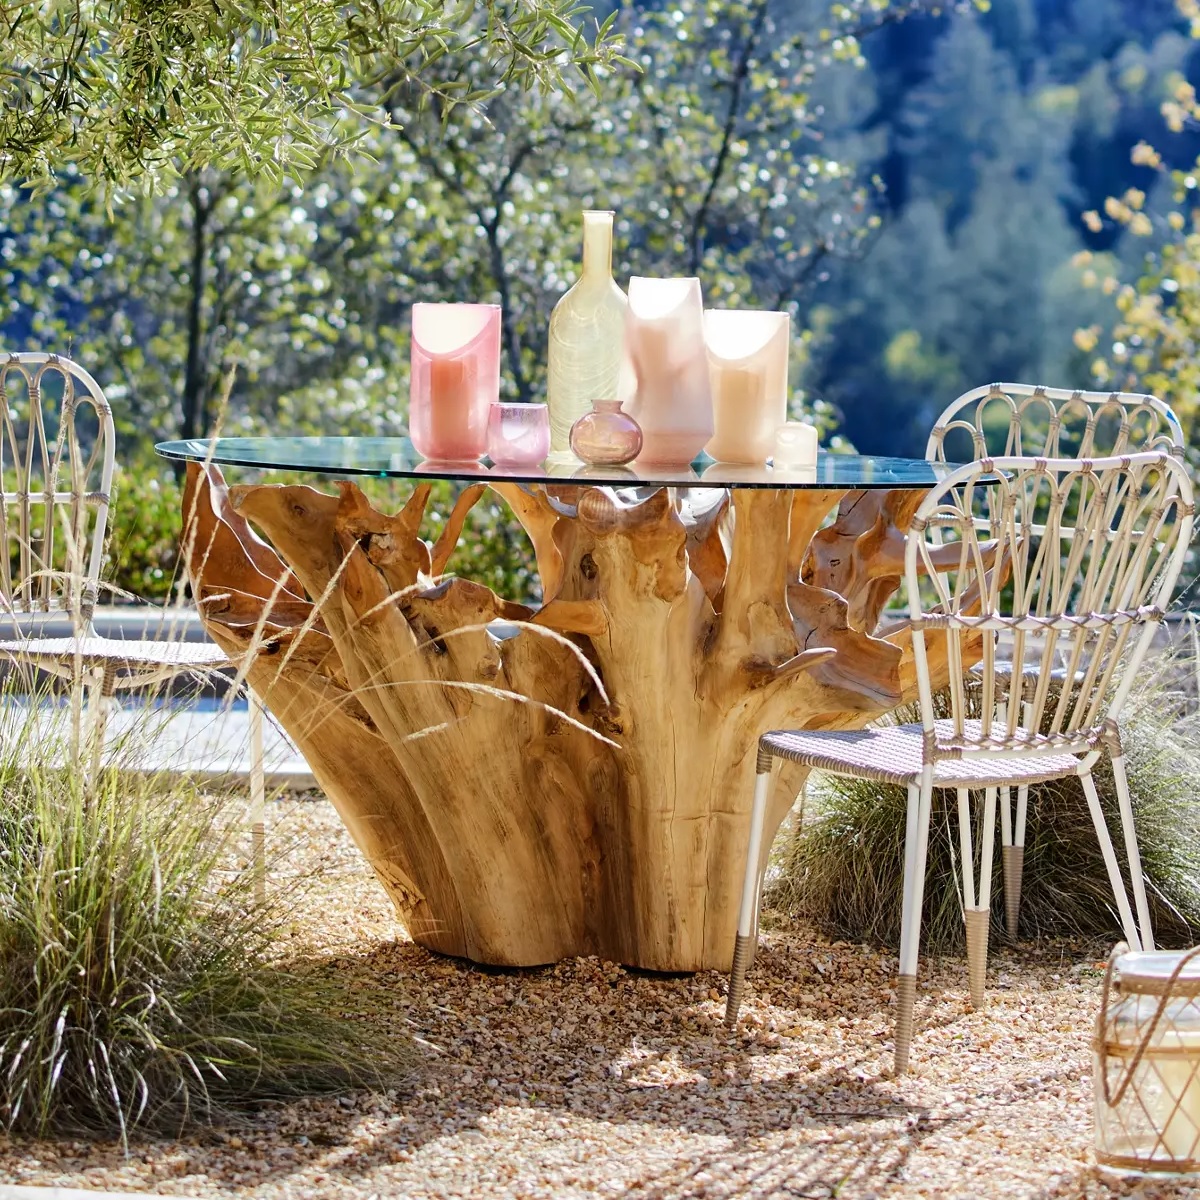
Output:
[155,436,956,490]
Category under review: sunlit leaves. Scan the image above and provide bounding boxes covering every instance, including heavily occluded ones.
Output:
[0,0,632,191]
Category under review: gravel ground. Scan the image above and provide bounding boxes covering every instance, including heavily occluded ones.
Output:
[0,794,1196,1200]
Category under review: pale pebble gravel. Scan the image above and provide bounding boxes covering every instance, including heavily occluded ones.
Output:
[1,795,1198,1199]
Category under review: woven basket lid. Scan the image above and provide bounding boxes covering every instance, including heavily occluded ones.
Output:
[1115,950,1200,997]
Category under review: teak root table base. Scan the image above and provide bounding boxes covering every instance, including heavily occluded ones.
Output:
[182,464,980,970]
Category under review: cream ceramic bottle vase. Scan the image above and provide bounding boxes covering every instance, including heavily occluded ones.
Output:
[547,210,628,454]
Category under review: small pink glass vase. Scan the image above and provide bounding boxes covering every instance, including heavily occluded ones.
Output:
[623,277,713,465]
[488,402,550,465]
[569,400,643,465]
[410,303,501,461]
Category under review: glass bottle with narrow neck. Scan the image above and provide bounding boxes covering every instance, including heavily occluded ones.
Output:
[547,210,628,454]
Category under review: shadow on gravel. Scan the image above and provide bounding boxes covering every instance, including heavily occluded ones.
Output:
[0,925,1099,1200]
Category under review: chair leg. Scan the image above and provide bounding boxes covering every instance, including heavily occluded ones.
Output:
[967,786,997,1010]
[249,690,266,906]
[896,776,933,1074]
[1003,785,1029,942]
[745,776,805,967]
[725,764,772,1028]
[1111,752,1153,951]
[68,668,85,773]
[956,786,991,1010]
[1080,769,1142,951]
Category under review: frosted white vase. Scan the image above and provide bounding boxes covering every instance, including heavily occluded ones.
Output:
[547,210,628,454]
[704,309,790,464]
[623,276,712,465]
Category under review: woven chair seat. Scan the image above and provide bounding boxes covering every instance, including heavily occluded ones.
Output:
[760,720,1082,788]
[0,636,233,673]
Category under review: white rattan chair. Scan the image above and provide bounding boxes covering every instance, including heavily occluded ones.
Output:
[726,453,1194,1073]
[926,382,1184,464]
[927,383,1185,940]
[0,352,267,893]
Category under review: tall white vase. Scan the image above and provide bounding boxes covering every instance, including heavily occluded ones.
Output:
[623,276,713,465]
[547,210,628,454]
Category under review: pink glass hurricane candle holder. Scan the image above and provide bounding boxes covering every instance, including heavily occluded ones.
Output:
[410,303,501,461]
[488,402,550,466]
[623,277,713,465]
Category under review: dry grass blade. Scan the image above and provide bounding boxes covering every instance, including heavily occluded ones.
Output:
[0,671,412,1141]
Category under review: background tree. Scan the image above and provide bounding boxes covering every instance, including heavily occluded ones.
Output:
[805,0,1194,455]
[0,0,631,190]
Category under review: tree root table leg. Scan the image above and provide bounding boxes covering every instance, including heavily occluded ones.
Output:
[181,466,978,971]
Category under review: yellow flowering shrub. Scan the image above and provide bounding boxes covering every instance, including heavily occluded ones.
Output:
[1078,72,1200,444]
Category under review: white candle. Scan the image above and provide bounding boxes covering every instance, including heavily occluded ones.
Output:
[1156,1032,1200,1160]
[773,422,818,468]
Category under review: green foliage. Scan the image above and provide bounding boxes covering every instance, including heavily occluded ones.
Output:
[105,468,183,604]
[0,1,632,191]
[0,164,417,445]
[0,687,408,1138]
[769,667,1200,952]
[2,0,1176,465]
[0,1,971,450]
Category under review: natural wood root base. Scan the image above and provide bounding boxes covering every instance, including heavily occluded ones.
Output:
[182,465,974,971]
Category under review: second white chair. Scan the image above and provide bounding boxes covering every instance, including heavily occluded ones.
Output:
[726,452,1194,1072]
[0,351,269,896]
[927,382,1185,940]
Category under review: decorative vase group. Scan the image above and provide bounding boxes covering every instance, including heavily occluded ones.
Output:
[408,209,819,470]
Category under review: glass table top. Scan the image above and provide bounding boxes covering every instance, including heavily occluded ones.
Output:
[155,436,956,490]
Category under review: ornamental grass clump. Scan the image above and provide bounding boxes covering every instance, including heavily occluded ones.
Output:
[768,643,1200,952]
[0,687,408,1140]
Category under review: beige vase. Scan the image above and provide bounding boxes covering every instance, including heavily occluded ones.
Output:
[704,309,791,464]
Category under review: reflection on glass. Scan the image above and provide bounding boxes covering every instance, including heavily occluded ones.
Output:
[415,459,491,477]
[571,463,641,482]
[769,464,819,485]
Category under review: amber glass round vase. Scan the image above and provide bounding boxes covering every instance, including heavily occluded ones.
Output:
[569,400,643,465]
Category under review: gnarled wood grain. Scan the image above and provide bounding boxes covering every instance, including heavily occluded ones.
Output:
[183,464,970,970]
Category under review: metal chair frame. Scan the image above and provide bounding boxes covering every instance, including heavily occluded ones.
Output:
[726,453,1195,1073]
[927,383,1186,939]
[0,352,267,896]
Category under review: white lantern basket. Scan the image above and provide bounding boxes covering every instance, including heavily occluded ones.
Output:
[1095,944,1200,1176]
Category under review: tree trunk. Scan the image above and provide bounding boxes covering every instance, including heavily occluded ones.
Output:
[182,466,982,970]
[180,178,210,444]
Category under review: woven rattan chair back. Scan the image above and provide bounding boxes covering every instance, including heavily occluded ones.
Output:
[907,453,1194,764]
[927,383,1183,466]
[0,353,115,624]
